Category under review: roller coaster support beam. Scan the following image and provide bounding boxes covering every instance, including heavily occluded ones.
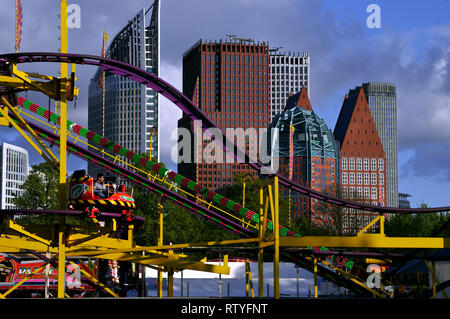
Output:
[258,187,265,297]
[257,177,280,298]
[57,0,69,299]
[245,259,255,298]
[424,260,448,299]
[280,235,450,249]
[158,195,164,297]
[167,267,174,297]
[314,257,318,298]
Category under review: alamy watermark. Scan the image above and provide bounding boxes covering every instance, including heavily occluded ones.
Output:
[366,4,381,29]
[366,264,393,293]
[67,4,81,29]
[66,263,81,289]
[171,122,280,174]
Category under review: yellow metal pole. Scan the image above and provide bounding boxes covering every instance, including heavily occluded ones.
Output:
[273,177,280,299]
[313,258,318,298]
[59,0,68,208]
[128,224,135,247]
[57,217,66,299]
[243,181,246,208]
[245,259,255,298]
[245,260,249,297]
[58,0,68,299]
[157,197,164,297]
[258,187,264,297]
[167,268,174,297]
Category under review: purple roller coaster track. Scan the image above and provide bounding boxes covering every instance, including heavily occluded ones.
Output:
[0,51,448,214]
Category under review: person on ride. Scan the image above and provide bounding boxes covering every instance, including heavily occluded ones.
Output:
[94,173,107,198]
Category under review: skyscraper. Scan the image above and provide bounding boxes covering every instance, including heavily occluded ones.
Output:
[88,1,160,176]
[0,142,29,209]
[349,82,398,208]
[269,87,338,225]
[178,38,270,190]
[269,51,310,121]
[333,87,387,232]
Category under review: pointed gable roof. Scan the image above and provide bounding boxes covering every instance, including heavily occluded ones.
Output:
[284,86,312,112]
[333,87,385,158]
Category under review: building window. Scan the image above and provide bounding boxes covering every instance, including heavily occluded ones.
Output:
[357,173,362,185]
[364,173,370,185]
[349,172,355,185]
[364,158,369,171]
[378,158,384,171]
[371,173,377,185]
[371,158,377,171]
[342,172,348,185]
[342,157,347,170]
[349,158,355,170]
[364,187,370,199]
[349,187,355,199]
[357,187,363,199]
[342,186,348,199]
[371,187,377,200]
[356,158,362,170]
[343,216,348,229]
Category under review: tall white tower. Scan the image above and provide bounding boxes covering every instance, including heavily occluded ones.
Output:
[0,142,29,209]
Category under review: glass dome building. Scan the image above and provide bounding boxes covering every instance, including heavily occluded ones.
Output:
[268,87,338,224]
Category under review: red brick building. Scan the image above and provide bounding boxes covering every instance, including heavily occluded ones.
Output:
[333,87,387,232]
[178,39,270,190]
[270,87,338,225]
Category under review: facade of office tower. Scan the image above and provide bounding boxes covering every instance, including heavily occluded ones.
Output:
[334,87,387,233]
[0,142,29,209]
[178,39,270,191]
[269,51,310,121]
[88,1,160,177]
[269,87,338,225]
[349,82,398,208]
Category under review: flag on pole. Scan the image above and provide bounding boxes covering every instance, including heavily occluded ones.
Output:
[98,30,109,89]
[193,77,202,181]
[288,124,295,226]
[288,124,295,181]
[378,182,384,206]
[15,0,23,52]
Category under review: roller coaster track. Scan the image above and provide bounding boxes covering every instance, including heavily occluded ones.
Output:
[15,118,381,297]
[1,52,449,215]
[0,52,432,297]
[7,95,384,297]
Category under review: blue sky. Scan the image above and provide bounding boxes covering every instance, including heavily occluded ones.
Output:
[0,0,449,208]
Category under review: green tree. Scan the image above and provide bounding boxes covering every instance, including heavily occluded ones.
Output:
[13,161,60,210]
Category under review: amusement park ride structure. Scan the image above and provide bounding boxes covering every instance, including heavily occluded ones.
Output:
[0,0,449,299]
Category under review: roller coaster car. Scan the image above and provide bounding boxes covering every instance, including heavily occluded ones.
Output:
[68,170,135,221]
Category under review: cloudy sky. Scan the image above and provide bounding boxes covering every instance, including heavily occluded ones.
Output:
[0,0,449,207]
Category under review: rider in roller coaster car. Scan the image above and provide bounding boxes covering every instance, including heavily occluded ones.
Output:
[69,170,135,221]
[94,173,107,198]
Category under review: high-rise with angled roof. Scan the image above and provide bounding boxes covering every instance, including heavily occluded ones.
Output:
[333,87,387,232]
[88,1,160,177]
[348,82,398,208]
